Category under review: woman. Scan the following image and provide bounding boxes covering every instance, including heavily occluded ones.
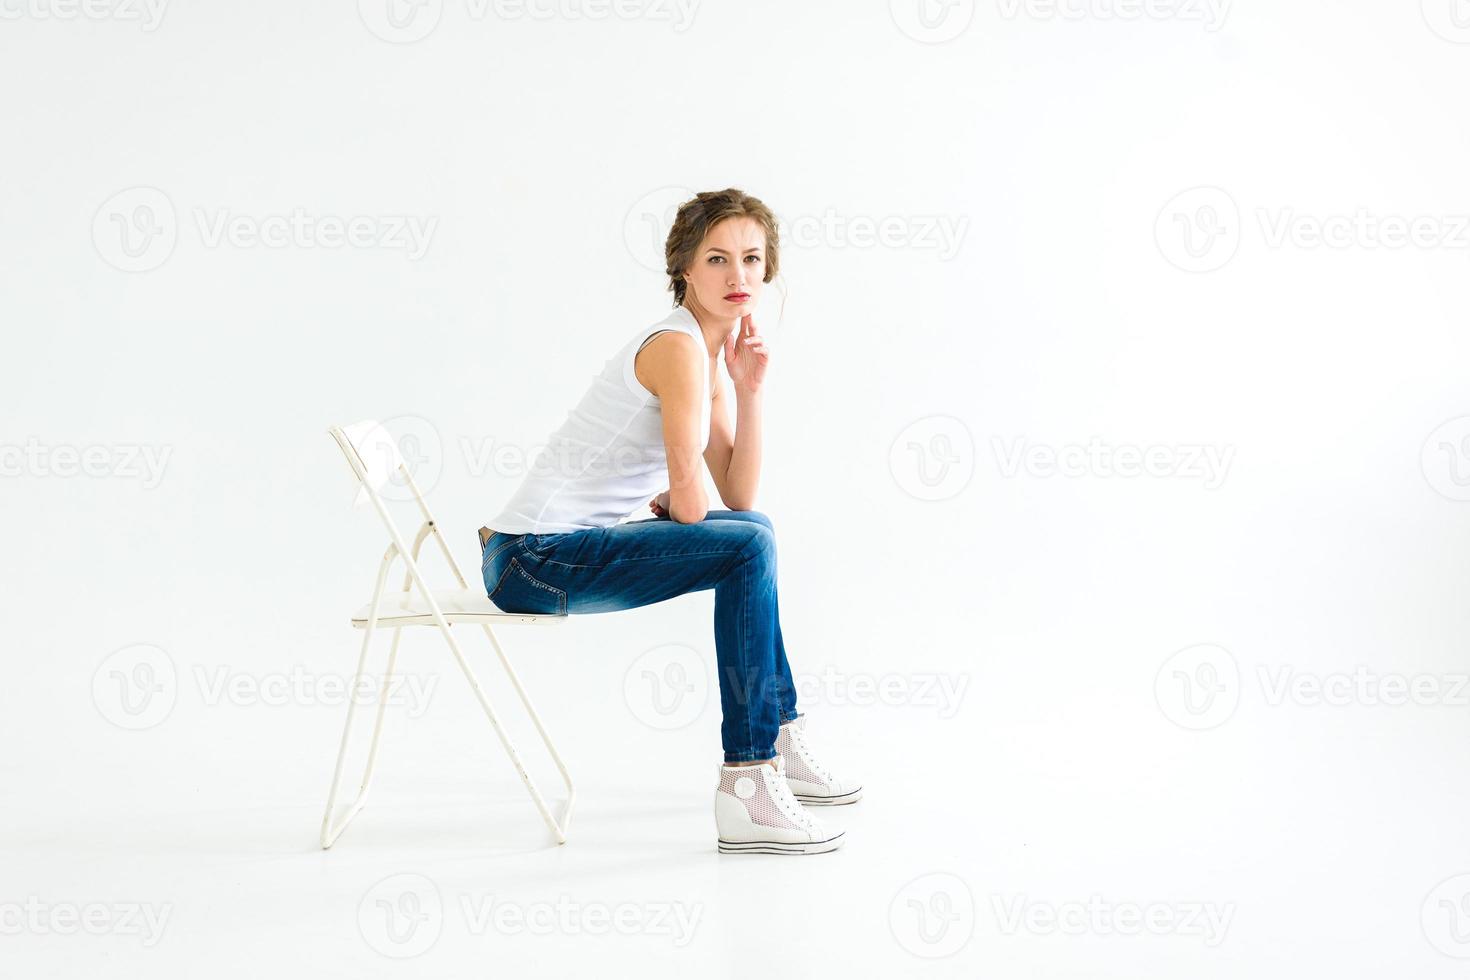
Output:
[479,188,859,855]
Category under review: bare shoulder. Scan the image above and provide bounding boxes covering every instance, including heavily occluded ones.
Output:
[634,329,703,399]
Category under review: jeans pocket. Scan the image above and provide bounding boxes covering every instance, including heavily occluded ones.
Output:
[487,556,567,616]
[481,534,518,576]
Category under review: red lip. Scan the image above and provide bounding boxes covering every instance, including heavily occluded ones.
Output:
[724,293,750,301]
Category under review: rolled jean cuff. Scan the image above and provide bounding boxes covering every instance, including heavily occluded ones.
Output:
[723,747,776,764]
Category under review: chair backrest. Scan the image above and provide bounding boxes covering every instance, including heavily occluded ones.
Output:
[329,419,435,527]
[332,419,400,502]
[330,419,472,599]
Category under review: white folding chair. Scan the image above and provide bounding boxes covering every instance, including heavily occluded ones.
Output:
[319,419,574,849]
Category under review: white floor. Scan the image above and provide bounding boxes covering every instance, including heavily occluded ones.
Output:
[6,582,1469,979]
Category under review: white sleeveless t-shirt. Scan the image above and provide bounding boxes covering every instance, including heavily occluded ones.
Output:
[487,305,712,534]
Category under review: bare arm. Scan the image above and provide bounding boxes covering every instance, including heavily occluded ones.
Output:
[703,374,762,510]
[709,313,768,510]
[636,331,709,524]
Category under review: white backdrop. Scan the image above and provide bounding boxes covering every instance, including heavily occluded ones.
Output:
[3,1,1470,977]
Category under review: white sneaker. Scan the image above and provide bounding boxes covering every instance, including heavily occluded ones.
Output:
[714,755,845,855]
[776,714,863,805]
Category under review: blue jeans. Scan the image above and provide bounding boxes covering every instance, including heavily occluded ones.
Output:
[480,510,800,762]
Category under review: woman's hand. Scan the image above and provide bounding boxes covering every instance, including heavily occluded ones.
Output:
[649,490,671,517]
[723,312,769,395]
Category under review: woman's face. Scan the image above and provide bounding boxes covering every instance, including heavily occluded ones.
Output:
[682,217,767,321]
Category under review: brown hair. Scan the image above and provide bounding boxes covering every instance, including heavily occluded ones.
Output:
[665,188,782,308]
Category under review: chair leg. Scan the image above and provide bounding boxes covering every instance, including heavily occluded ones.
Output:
[320,616,405,849]
[480,623,576,838]
[434,622,572,844]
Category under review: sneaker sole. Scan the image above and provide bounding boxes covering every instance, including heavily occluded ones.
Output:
[793,787,863,806]
[717,832,845,855]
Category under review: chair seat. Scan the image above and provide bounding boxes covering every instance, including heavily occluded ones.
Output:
[350,588,567,627]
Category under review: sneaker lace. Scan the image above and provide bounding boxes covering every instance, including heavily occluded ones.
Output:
[768,763,816,830]
[788,725,834,784]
